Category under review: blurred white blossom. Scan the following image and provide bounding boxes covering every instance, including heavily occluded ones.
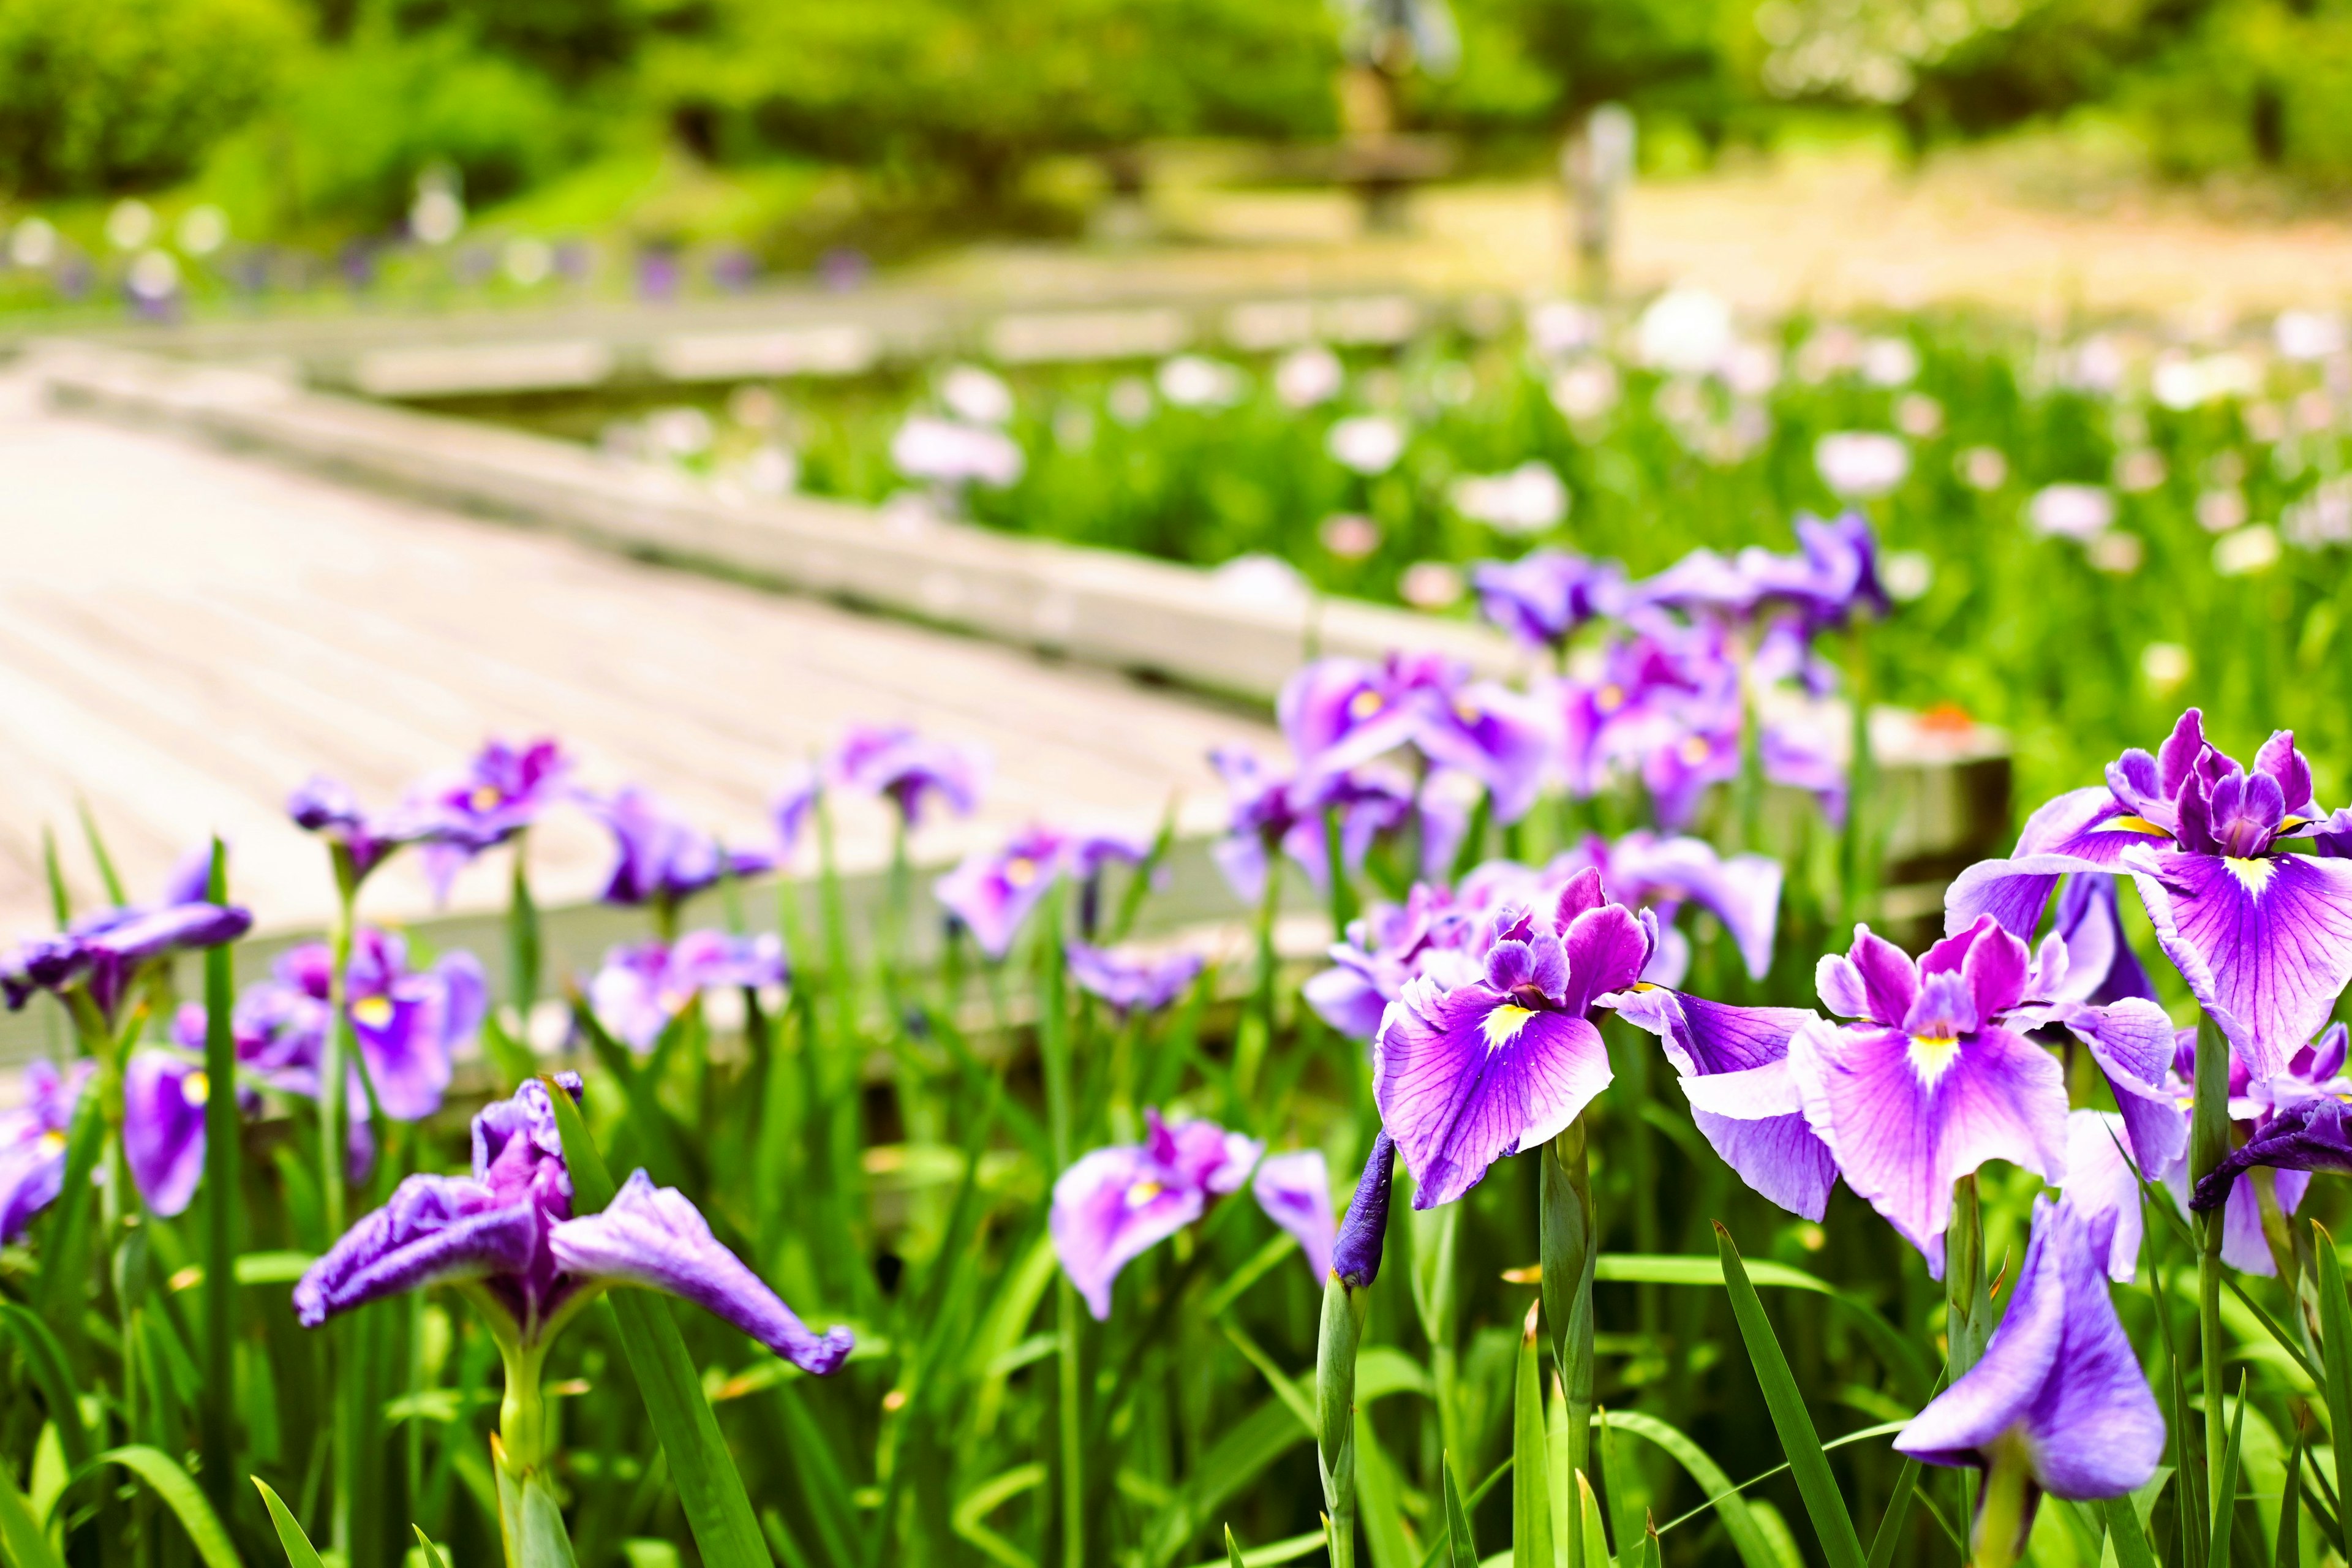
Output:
[1637,288,1732,375]
[1327,415,1406,475]
[1274,345,1344,409]
[1814,432,1910,497]
[2213,524,2281,577]
[1157,355,1245,410]
[1450,462,1569,534]
[892,415,1024,488]
[942,364,1016,425]
[2027,483,2114,540]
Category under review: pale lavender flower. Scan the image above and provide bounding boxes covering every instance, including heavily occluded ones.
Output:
[587,931,786,1054]
[1065,941,1203,1016]
[831,724,987,827]
[1052,1111,1262,1319]
[0,1060,90,1241]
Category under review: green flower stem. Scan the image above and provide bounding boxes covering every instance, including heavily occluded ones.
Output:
[2191,1016,2231,1538]
[1315,1275,1369,1568]
[1945,1174,1987,1381]
[1235,858,1282,1102]
[320,861,357,1560]
[1970,1432,2033,1568]
[507,834,540,1015]
[1542,1119,1599,1567]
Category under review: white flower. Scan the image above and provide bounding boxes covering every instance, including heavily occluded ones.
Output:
[1157,355,1245,409]
[1882,551,1934,601]
[1274,345,1344,409]
[2064,336,2125,394]
[1107,377,1155,426]
[2086,532,2144,575]
[1211,554,1310,608]
[2194,489,2246,535]
[1636,287,1732,375]
[2275,310,2346,362]
[646,407,714,459]
[1894,393,1943,439]
[2140,643,2190,691]
[941,364,1015,425]
[1860,336,1920,387]
[2113,449,2165,494]
[1957,447,2009,491]
[891,415,1025,488]
[1327,415,1406,476]
[105,199,154,251]
[9,216,55,268]
[126,251,179,301]
[1548,360,1620,421]
[2153,352,2261,411]
[503,238,552,287]
[739,445,799,496]
[2027,483,2114,540]
[410,187,464,246]
[1527,300,1600,358]
[1450,462,1569,534]
[2212,524,2280,577]
[2285,480,2351,549]
[1722,341,1782,398]
[1318,513,1381,559]
[1814,432,1910,498]
[176,205,228,257]
[1398,561,1465,608]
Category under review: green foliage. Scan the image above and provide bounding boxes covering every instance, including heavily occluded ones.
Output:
[206,28,577,230]
[0,0,302,196]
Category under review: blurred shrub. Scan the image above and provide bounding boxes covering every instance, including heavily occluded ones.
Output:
[644,0,1338,198]
[374,0,647,83]
[2116,0,2352,185]
[0,0,302,195]
[208,29,575,230]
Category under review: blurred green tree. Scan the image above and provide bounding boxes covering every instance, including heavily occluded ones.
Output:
[0,0,303,195]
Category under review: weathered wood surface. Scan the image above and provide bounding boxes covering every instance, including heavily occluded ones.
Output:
[0,376,1283,1060]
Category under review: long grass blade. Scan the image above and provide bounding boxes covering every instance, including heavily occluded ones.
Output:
[1711,1222,1866,1568]
[82,1447,241,1568]
[2103,1494,2159,1568]
[1513,1302,1553,1568]
[39,826,69,929]
[198,838,241,1528]
[1862,1455,1921,1568]
[75,800,127,907]
[2206,1375,2247,1568]
[1440,1461,1476,1568]
[254,1477,328,1568]
[545,1077,769,1568]
[0,1303,96,1467]
[2316,1222,2352,1563]
[0,1453,65,1568]
[2276,1438,2303,1568]
[1605,1411,1781,1568]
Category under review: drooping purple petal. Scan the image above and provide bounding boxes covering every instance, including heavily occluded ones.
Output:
[2059,1111,2147,1283]
[1894,1198,2164,1501]
[292,1172,538,1327]
[549,1170,852,1374]
[1787,1019,2068,1272]
[1251,1150,1335,1282]
[1608,987,1838,1218]
[2062,998,2188,1180]
[1373,979,1613,1208]
[937,829,1066,959]
[1051,1144,1209,1320]
[2128,846,2352,1078]
[1469,551,1626,650]
[123,1050,210,1218]
[1066,941,1204,1016]
[2049,875,2158,1006]
[1600,832,1783,980]
[2192,1091,2352,1207]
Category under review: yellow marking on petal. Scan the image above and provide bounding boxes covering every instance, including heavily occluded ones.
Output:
[350,995,394,1028]
[2224,856,2277,895]
[1125,1180,1165,1209]
[1348,690,1384,721]
[2094,815,2173,839]
[1483,1004,1538,1051]
[470,785,503,810]
[1907,1034,1962,1089]
[37,1131,65,1155]
[1454,698,1483,724]
[1005,856,1038,887]
[183,1071,208,1107]
[657,988,694,1015]
[1678,735,1711,765]
[2282,815,2311,832]
[1597,684,1626,713]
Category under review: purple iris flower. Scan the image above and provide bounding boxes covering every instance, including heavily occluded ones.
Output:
[261,930,486,1122]
[401,738,573,901]
[937,827,1069,959]
[297,1077,851,1372]
[1947,710,2352,1078]
[1784,918,2071,1273]
[0,1060,91,1242]
[1051,1110,1264,1319]
[1894,1198,2165,1529]
[1610,987,1840,1221]
[1278,655,1456,780]
[2186,1021,2345,1233]
[1065,941,1204,1016]
[1251,1149,1335,1281]
[2057,1111,2150,1282]
[1574,831,1783,981]
[1,864,251,1030]
[587,931,785,1054]
[167,986,379,1182]
[1469,551,1627,652]
[1373,869,1654,1208]
[1412,681,1554,825]
[288,775,417,886]
[586,786,776,913]
[1306,884,1484,1042]
[1739,513,1888,632]
[1632,549,1762,619]
[772,763,820,862]
[831,724,987,827]
[122,1049,212,1217]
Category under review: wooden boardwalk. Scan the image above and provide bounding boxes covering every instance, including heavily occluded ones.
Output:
[0,380,1273,951]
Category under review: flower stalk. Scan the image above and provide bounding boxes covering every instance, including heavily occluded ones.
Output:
[1541,1119,1599,1566]
[2190,1014,2232,1539]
